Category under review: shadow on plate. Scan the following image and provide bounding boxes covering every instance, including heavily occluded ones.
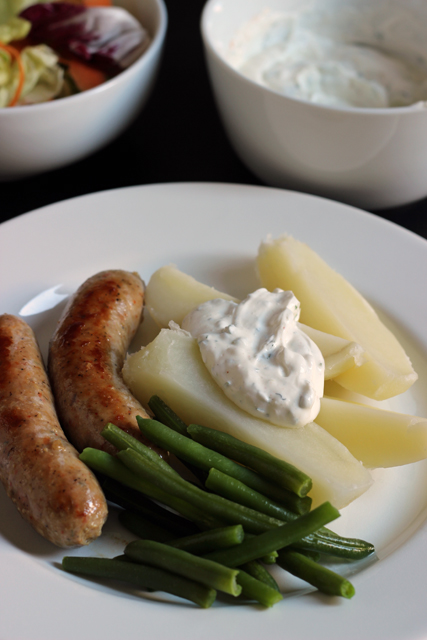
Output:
[0,484,59,556]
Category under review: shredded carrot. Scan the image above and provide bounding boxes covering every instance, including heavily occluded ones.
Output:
[0,42,25,106]
[83,0,112,6]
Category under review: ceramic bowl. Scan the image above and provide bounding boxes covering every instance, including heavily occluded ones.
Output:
[0,0,167,180]
[201,0,427,210]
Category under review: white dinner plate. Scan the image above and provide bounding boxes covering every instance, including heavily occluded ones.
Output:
[1,182,427,640]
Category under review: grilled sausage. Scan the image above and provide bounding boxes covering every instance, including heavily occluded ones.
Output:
[48,270,159,455]
[0,314,108,547]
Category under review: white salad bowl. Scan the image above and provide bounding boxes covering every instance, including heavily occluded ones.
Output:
[0,0,167,180]
[201,0,427,210]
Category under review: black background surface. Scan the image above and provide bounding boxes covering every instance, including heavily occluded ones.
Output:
[2,0,427,241]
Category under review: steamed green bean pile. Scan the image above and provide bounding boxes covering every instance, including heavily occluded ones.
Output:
[62,396,375,609]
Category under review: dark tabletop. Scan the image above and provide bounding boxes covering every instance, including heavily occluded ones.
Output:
[2,0,427,241]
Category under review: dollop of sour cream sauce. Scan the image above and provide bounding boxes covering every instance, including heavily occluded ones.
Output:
[226,11,427,108]
[182,288,324,428]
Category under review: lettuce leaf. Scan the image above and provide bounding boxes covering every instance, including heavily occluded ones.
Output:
[0,15,31,43]
[0,43,64,106]
[0,0,46,24]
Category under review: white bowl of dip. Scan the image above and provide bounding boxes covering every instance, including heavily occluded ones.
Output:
[201,0,427,209]
[0,0,167,181]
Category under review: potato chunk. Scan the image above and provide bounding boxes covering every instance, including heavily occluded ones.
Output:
[317,397,427,468]
[300,323,365,379]
[145,265,237,327]
[145,265,365,380]
[123,328,372,509]
[257,235,417,400]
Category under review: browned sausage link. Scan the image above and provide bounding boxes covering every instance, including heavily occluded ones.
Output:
[0,314,108,547]
[48,269,162,456]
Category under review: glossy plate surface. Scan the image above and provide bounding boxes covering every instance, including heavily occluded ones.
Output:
[1,183,427,640]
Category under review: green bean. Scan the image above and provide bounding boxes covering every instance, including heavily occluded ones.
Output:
[80,448,224,531]
[150,398,312,513]
[232,535,277,565]
[62,556,216,608]
[312,526,375,552]
[146,397,312,508]
[170,525,245,555]
[118,510,173,542]
[187,423,312,497]
[112,554,133,562]
[205,468,374,559]
[206,468,300,524]
[297,531,375,560]
[125,540,242,597]
[136,416,309,511]
[101,422,211,525]
[101,477,199,538]
[279,492,312,515]
[296,549,321,562]
[242,537,276,565]
[101,423,180,478]
[203,502,339,568]
[101,421,210,510]
[148,395,188,436]
[241,561,280,592]
[117,448,285,534]
[120,510,245,556]
[236,570,283,607]
[258,550,278,564]
[277,549,355,599]
[119,445,337,559]
[143,402,210,485]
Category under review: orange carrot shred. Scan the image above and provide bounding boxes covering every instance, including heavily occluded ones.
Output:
[0,42,25,106]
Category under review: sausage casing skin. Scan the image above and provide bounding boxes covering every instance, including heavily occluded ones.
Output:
[0,314,108,547]
[48,270,157,455]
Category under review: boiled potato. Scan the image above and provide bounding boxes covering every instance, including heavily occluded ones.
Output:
[123,328,372,509]
[257,235,417,400]
[300,324,365,379]
[145,265,237,327]
[317,397,427,468]
[145,264,365,380]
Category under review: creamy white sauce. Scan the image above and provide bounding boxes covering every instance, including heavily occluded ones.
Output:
[182,288,324,428]
[226,11,427,108]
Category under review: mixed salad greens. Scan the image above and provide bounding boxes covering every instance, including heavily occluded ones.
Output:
[0,0,150,106]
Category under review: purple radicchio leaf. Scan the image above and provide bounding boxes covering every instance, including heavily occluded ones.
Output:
[20,2,151,76]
